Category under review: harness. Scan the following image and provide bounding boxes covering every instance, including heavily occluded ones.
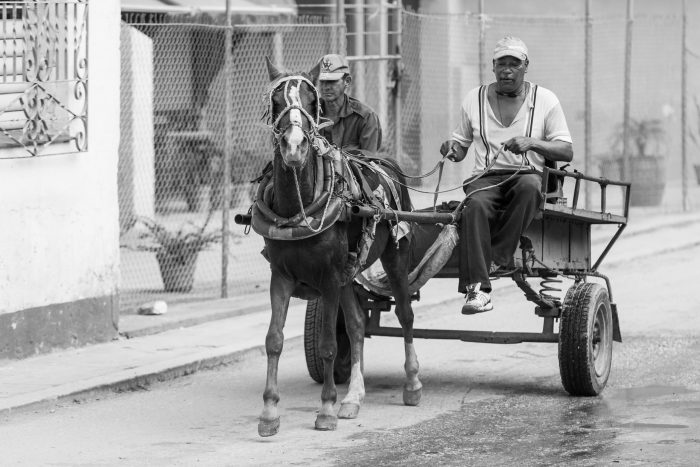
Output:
[254,74,401,244]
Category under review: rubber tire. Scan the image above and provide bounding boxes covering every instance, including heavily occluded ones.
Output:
[558,282,614,396]
[304,299,352,384]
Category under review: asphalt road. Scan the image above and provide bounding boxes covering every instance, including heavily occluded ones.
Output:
[1,243,699,466]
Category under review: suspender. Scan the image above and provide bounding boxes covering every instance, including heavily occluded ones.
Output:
[526,84,538,138]
[523,84,538,167]
[479,83,539,170]
[478,85,490,166]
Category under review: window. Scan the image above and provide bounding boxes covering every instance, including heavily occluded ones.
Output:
[0,0,88,158]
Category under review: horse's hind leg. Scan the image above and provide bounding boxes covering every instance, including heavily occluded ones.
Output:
[337,284,365,419]
[258,271,294,437]
[315,289,341,431]
[382,238,423,406]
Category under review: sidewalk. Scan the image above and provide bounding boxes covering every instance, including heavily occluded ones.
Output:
[2,208,700,415]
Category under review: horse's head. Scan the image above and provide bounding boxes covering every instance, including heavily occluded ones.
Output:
[266,58,321,169]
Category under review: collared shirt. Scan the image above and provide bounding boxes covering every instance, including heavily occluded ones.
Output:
[320,94,382,154]
[451,81,572,174]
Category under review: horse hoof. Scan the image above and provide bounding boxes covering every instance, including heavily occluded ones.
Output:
[258,417,280,437]
[314,414,338,431]
[403,387,422,406]
[338,403,360,419]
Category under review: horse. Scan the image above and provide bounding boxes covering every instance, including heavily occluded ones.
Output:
[253,57,422,437]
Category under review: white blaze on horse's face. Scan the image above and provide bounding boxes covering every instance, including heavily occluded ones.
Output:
[279,83,309,168]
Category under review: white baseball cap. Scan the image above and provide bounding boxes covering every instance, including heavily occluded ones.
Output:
[493,36,528,61]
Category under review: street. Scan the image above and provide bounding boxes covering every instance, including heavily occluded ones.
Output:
[1,241,699,466]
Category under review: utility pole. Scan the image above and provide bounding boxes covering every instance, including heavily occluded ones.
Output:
[584,0,592,209]
[622,0,633,182]
[478,0,485,84]
[221,0,233,297]
[681,0,689,211]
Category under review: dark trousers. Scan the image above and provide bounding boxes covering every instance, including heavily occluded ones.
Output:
[458,172,543,293]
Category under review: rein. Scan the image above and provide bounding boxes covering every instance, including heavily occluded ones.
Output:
[345,147,508,196]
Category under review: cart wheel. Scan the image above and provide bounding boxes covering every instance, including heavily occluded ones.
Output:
[558,282,613,396]
[303,299,352,384]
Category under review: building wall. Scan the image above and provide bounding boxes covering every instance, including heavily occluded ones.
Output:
[0,0,121,359]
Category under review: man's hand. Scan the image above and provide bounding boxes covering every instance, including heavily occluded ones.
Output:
[439,140,466,162]
[502,137,574,163]
[503,136,534,155]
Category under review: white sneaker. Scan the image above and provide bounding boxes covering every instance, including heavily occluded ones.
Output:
[462,283,493,315]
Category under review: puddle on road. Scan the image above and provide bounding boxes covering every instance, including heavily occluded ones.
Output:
[619,422,690,430]
[610,385,696,400]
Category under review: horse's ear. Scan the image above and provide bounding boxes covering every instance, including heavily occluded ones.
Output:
[308,60,321,84]
[265,56,284,82]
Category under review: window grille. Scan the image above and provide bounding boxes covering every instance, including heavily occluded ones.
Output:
[0,0,88,158]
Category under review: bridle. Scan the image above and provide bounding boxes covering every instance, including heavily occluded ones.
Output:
[267,75,325,141]
[265,74,337,233]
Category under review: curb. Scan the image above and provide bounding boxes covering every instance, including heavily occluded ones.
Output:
[0,344,268,416]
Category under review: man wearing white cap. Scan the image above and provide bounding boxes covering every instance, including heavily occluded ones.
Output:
[440,36,573,314]
[316,53,382,155]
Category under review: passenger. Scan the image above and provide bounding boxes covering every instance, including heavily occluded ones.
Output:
[440,36,573,314]
[315,53,382,156]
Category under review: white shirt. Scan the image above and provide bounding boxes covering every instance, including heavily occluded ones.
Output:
[451,82,572,174]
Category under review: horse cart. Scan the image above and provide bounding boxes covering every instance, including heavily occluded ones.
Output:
[237,63,632,436]
[302,167,630,397]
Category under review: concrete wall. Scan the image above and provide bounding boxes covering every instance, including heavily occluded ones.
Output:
[0,0,121,359]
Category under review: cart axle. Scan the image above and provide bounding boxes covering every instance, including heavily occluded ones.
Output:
[366,325,559,344]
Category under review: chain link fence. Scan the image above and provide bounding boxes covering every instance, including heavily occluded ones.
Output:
[118,19,344,312]
[400,10,695,213]
[118,8,699,313]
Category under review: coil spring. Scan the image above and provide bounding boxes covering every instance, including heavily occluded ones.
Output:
[539,276,562,301]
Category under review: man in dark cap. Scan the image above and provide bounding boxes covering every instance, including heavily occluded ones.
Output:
[316,53,382,156]
[440,36,573,314]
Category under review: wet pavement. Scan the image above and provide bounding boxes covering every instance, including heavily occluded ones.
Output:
[1,207,699,465]
[335,334,700,466]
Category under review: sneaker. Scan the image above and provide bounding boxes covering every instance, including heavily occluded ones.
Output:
[489,261,517,277]
[461,283,493,315]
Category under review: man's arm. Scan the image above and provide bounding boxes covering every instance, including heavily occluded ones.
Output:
[440,95,474,162]
[503,96,573,163]
[502,137,573,162]
[359,111,382,153]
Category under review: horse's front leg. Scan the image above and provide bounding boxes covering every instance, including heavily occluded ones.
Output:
[382,238,423,406]
[258,270,295,437]
[315,288,340,431]
[338,284,365,419]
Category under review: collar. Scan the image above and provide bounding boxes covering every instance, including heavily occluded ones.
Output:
[494,81,529,98]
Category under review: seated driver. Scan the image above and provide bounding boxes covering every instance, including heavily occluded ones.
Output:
[440,36,573,315]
